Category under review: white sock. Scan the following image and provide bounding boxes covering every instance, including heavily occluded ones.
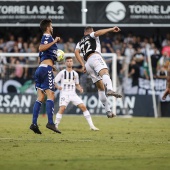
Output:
[98,91,111,112]
[102,74,113,90]
[55,113,62,126]
[83,110,94,127]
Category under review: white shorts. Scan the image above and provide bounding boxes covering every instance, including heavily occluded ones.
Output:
[59,92,83,107]
[85,53,108,83]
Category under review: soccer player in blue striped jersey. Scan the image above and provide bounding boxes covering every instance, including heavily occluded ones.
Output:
[30,19,61,134]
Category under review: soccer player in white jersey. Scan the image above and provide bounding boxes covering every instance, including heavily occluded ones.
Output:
[54,57,99,131]
[75,26,122,118]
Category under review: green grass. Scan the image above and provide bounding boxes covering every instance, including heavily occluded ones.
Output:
[0,114,170,170]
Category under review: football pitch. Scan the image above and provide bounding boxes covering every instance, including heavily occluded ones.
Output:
[0,114,170,170]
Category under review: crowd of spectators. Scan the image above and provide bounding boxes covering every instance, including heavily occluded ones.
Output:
[1,30,170,91]
[100,32,170,88]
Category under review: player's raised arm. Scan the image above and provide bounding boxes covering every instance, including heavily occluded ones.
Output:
[75,43,86,73]
[39,37,60,52]
[94,26,121,37]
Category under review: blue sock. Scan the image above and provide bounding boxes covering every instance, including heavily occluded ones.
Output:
[32,100,42,125]
[46,100,54,124]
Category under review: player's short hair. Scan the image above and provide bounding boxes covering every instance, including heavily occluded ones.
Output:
[84,26,93,33]
[65,57,73,61]
[40,19,52,33]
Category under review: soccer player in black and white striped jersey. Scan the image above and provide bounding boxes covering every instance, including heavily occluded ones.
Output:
[75,26,122,118]
[54,57,99,131]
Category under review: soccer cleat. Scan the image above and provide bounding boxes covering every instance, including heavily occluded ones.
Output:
[90,126,99,131]
[106,90,122,98]
[106,111,116,118]
[46,123,61,134]
[30,124,42,134]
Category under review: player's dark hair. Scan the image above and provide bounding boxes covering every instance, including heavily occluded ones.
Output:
[40,19,52,33]
[65,57,73,61]
[84,26,93,33]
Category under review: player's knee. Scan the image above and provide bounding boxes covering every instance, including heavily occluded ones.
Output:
[37,95,45,102]
[59,106,65,113]
[79,104,87,112]
[99,69,109,77]
[46,90,55,100]
[96,81,105,91]
[100,97,107,104]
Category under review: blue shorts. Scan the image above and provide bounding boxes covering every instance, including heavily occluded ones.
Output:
[34,64,55,92]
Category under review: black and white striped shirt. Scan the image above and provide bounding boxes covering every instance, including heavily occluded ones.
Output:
[54,69,79,93]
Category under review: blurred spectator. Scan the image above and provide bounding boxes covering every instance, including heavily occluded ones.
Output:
[162,40,170,57]
[116,49,126,83]
[19,56,28,79]
[156,66,167,79]
[102,33,113,45]
[132,36,140,49]
[9,59,24,79]
[162,33,170,47]
[112,39,122,52]
[150,47,161,76]
[23,42,29,52]
[124,43,135,65]
[157,51,170,71]
[5,34,15,52]
[65,37,76,52]
[16,37,24,52]
[140,38,151,55]
[148,43,156,56]
[133,47,145,77]
[124,32,133,44]
[105,43,114,53]
[26,43,38,79]
[0,38,6,49]
[31,37,39,50]
[57,38,65,51]
[143,58,150,80]
[128,58,140,87]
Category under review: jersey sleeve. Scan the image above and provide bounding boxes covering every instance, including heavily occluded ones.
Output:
[75,42,80,49]
[54,71,62,84]
[90,32,96,39]
[40,35,53,45]
[75,72,79,84]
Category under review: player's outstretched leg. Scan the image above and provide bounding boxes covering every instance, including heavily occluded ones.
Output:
[102,74,122,98]
[98,91,116,118]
